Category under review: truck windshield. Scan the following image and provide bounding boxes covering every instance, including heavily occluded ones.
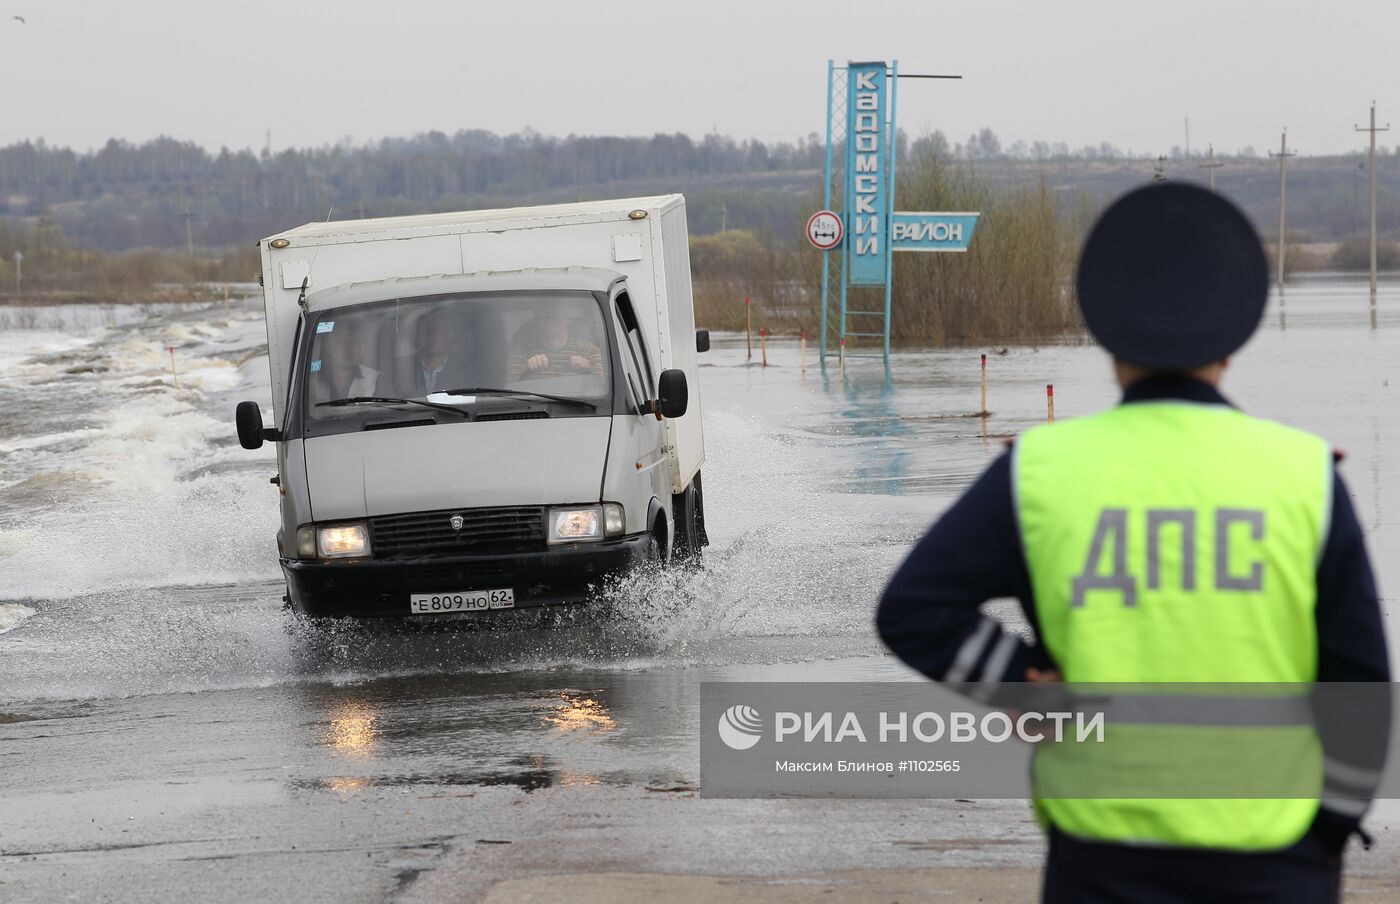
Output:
[299,291,611,432]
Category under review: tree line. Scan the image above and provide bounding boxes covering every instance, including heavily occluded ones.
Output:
[0,130,825,251]
[2,127,1394,255]
[1,126,1395,338]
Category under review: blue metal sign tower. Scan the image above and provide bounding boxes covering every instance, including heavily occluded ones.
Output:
[816,59,979,367]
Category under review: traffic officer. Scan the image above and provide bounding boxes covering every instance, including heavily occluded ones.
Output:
[876,182,1390,903]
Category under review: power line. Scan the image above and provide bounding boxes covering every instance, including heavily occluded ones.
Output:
[1309,113,1371,156]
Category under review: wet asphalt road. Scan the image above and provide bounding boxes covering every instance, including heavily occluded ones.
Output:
[7,279,1400,900]
[0,647,1045,903]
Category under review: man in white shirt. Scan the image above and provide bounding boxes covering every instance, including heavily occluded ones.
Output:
[312,318,382,402]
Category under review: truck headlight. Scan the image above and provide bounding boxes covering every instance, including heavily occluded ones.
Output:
[603,503,624,537]
[318,522,371,559]
[548,506,603,544]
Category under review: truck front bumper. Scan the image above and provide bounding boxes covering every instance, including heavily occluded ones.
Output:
[280,533,652,618]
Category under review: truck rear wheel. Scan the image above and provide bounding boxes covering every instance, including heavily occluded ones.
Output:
[672,471,709,565]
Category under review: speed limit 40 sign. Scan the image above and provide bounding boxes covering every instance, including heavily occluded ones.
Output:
[805,210,844,250]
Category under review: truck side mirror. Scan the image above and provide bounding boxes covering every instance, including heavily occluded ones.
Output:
[656,369,689,419]
[236,400,279,449]
[695,329,710,353]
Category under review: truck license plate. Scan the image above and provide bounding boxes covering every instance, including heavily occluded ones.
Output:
[409,588,515,614]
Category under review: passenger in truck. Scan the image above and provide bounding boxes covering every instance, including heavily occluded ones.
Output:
[311,318,382,402]
[399,308,474,395]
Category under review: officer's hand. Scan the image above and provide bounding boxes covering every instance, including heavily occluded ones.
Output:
[1026,668,1062,683]
[570,354,592,372]
[527,354,549,371]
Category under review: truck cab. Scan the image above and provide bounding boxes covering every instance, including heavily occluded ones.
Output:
[235,197,708,617]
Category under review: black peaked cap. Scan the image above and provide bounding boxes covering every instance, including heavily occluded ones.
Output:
[1076,182,1268,370]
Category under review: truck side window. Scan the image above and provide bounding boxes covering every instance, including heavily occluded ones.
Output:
[613,292,654,406]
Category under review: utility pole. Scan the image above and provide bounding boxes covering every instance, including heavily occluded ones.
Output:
[184,208,194,260]
[1269,130,1297,290]
[1356,102,1390,300]
[12,250,21,294]
[1198,143,1224,191]
[1184,116,1190,158]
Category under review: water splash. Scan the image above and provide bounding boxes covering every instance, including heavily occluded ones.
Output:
[0,603,35,634]
[0,306,923,705]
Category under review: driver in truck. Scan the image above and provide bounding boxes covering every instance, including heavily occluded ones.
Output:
[509,300,604,381]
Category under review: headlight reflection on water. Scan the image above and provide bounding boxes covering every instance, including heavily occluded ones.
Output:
[543,692,616,734]
[322,776,371,794]
[323,701,380,758]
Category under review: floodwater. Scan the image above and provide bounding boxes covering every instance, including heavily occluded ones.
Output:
[2,276,1399,901]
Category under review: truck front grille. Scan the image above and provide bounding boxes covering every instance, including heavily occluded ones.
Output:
[370,506,545,558]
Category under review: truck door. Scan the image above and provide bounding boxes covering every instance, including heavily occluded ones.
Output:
[609,289,670,544]
[278,312,312,558]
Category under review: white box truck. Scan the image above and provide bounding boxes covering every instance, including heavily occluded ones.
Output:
[234,195,710,618]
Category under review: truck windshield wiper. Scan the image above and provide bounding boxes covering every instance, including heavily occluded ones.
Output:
[439,387,597,411]
[315,396,471,418]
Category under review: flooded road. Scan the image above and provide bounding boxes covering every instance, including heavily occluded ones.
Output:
[3,276,1400,901]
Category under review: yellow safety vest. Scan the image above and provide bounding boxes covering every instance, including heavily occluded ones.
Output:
[1014,400,1331,850]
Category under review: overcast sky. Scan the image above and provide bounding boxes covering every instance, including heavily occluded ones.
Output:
[1,0,1395,157]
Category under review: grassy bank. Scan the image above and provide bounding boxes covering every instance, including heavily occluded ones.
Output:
[691,149,1084,346]
[884,149,1081,345]
[0,289,241,308]
[690,229,805,334]
[0,220,258,302]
